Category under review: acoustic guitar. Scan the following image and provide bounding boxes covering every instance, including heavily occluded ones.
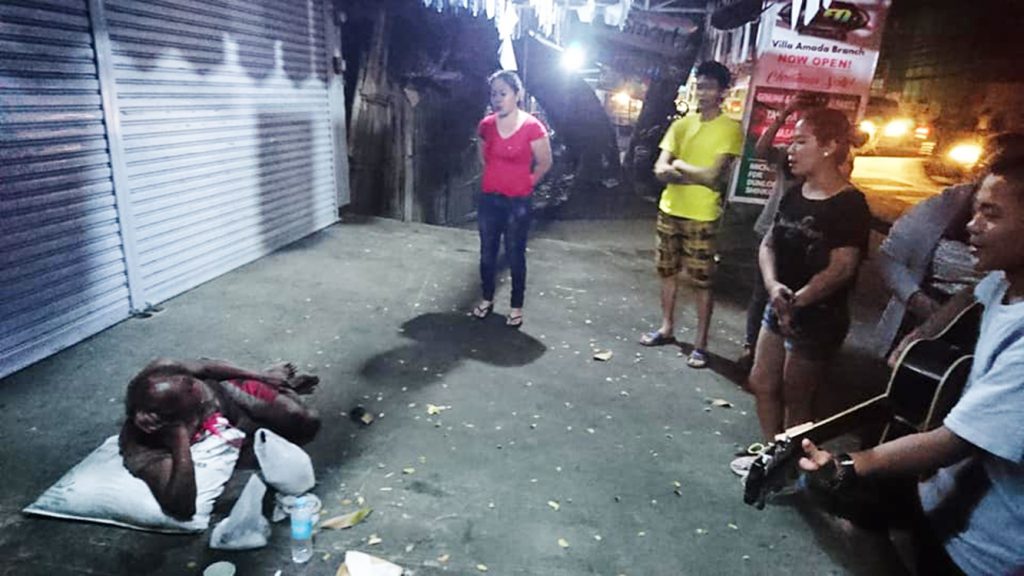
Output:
[743,302,982,509]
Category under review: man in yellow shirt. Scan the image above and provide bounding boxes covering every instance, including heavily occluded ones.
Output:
[640,61,744,369]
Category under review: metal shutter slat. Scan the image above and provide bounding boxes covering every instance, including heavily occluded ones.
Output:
[106,0,338,302]
[0,1,132,379]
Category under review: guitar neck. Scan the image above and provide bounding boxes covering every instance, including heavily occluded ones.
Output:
[781,394,890,446]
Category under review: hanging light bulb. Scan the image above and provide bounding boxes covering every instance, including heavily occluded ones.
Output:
[561,44,586,71]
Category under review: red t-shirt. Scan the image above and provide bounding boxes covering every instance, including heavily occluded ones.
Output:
[478,113,548,198]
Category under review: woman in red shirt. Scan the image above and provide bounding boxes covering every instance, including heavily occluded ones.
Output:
[471,70,552,327]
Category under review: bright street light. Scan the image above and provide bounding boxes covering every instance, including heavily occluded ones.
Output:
[561,44,585,71]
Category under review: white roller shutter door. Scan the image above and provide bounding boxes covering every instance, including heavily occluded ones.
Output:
[2,0,346,379]
[104,0,340,305]
[0,0,133,377]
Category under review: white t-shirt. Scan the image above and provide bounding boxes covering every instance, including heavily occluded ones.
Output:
[919,271,1024,576]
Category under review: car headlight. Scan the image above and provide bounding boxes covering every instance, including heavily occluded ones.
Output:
[882,119,913,138]
[859,120,877,136]
[947,142,983,167]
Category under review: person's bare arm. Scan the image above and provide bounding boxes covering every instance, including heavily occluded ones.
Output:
[800,426,976,480]
[654,149,687,184]
[670,154,737,188]
[530,136,552,186]
[754,126,783,159]
[139,358,285,387]
[133,424,197,520]
[755,112,789,159]
[792,246,862,307]
[759,233,794,318]
[754,94,812,158]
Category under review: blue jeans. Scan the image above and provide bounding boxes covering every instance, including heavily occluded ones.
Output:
[478,193,531,308]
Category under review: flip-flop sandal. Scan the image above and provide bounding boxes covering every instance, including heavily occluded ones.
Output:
[686,348,709,369]
[639,330,675,347]
[506,313,524,329]
[472,302,493,319]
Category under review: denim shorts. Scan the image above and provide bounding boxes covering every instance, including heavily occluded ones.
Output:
[762,303,850,360]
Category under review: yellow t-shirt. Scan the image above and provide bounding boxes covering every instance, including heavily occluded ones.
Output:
[658,112,743,221]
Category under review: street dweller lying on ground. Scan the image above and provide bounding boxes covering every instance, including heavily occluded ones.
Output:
[119,358,321,519]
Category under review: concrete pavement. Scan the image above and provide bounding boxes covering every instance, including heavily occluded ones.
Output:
[851,156,943,224]
[0,212,903,576]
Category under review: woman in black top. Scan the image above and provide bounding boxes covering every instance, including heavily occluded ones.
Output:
[736,108,871,472]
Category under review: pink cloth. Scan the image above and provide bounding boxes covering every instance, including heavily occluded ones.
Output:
[189,411,241,447]
[478,113,548,198]
[227,378,279,403]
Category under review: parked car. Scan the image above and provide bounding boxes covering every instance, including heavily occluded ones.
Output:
[858,97,935,156]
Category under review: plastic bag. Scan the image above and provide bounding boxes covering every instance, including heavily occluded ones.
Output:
[210,473,271,550]
[253,428,315,495]
[271,492,322,524]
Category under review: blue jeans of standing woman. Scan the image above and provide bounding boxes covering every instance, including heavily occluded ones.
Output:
[478,193,531,308]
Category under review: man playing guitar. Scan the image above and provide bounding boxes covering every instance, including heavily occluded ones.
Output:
[801,157,1024,576]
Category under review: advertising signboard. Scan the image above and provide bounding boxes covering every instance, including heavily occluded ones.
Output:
[731,0,891,204]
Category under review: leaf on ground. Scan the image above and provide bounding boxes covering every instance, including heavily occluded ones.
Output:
[403,467,416,475]
[437,554,450,564]
[367,534,382,545]
[320,507,373,530]
[476,563,489,572]
[426,404,450,415]
[728,523,739,530]
[558,538,570,548]
[593,350,613,361]
[710,398,733,408]
[547,500,560,511]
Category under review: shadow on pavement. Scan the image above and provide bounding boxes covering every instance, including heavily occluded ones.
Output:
[359,312,547,388]
[670,340,751,389]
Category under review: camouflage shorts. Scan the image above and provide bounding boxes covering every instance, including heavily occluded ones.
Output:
[655,211,718,287]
